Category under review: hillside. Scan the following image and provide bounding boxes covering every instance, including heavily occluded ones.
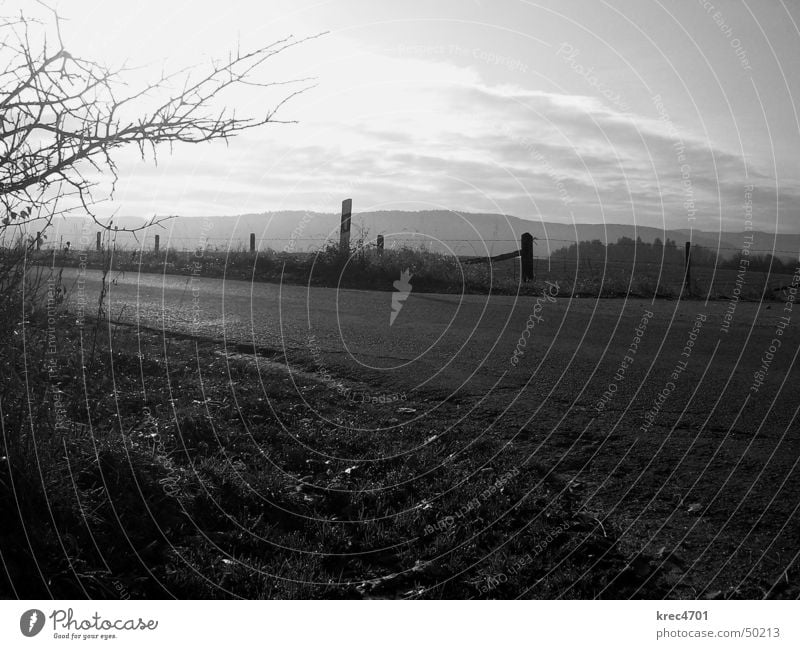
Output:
[12,210,799,260]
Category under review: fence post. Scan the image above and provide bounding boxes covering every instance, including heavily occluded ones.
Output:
[684,241,691,294]
[250,233,256,253]
[339,198,352,254]
[36,232,41,250]
[96,231,101,251]
[521,232,534,282]
[376,234,384,256]
[154,234,160,253]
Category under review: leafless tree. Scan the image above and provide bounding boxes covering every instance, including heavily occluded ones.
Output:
[0,4,318,313]
[0,4,317,238]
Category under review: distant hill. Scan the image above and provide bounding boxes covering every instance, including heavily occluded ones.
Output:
[13,210,800,261]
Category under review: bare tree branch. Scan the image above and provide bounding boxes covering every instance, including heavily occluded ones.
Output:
[0,6,322,235]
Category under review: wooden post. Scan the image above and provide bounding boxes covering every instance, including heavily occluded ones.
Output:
[376,234,384,256]
[154,234,160,253]
[684,241,691,294]
[96,231,101,251]
[339,198,352,253]
[250,233,256,253]
[521,232,534,282]
[36,232,41,250]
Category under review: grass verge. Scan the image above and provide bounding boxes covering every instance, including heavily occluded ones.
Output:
[1,312,669,599]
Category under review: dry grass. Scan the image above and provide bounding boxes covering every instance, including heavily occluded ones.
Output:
[34,243,794,301]
[1,297,665,599]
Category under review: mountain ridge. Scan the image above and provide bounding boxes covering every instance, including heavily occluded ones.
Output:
[16,210,800,261]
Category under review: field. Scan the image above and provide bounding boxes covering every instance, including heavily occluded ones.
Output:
[1,316,662,599]
[33,243,796,300]
[2,255,799,599]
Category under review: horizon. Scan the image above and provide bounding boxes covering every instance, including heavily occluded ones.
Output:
[39,208,800,237]
[24,209,800,263]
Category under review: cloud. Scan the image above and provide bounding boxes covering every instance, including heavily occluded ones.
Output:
[85,37,791,232]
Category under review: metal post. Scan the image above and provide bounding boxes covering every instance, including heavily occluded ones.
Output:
[96,232,101,251]
[685,241,691,294]
[521,232,534,282]
[250,233,256,253]
[340,198,352,254]
[154,234,160,253]
[36,232,41,250]
[376,234,384,256]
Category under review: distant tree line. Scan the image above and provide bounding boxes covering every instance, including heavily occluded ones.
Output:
[549,237,791,273]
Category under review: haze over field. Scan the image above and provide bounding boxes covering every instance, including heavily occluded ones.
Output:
[23,211,800,260]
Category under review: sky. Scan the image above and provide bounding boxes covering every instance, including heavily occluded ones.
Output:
[17,0,800,232]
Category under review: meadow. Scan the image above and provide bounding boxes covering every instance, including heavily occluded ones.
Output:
[3,246,797,599]
[32,240,794,301]
[1,310,662,599]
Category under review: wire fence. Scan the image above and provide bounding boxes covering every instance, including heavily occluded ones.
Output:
[11,229,796,299]
[18,234,798,258]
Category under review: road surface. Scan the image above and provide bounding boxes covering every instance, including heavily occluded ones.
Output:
[55,266,798,436]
